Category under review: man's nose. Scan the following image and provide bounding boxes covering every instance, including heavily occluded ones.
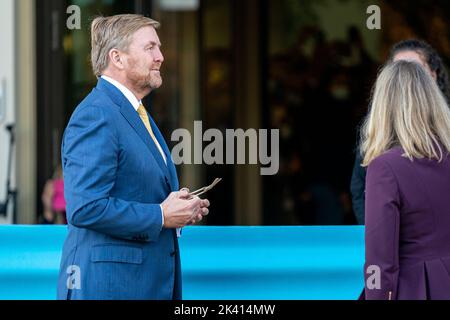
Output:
[154,47,164,63]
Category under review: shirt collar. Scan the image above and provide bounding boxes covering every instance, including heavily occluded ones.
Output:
[101,75,142,111]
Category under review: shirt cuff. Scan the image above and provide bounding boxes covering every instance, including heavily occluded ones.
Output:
[159,204,164,230]
[159,204,181,237]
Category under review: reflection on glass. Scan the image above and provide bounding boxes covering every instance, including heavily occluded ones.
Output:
[63,0,135,121]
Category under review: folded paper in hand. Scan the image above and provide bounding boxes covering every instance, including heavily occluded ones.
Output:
[188,178,222,198]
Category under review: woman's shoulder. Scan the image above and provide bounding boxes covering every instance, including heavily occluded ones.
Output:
[369,147,405,167]
[369,146,450,171]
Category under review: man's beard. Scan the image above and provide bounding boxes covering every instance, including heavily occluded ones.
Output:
[128,69,162,93]
[127,59,162,94]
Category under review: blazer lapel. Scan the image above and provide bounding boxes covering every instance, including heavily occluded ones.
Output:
[96,78,172,183]
[148,114,179,191]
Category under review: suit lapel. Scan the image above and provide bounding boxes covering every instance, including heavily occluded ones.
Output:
[96,78,172,184]
[148,114,179,191]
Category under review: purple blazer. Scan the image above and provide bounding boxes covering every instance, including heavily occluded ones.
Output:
[362,146,450,300]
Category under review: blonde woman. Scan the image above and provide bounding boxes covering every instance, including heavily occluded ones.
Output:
[351,39,450,225]
[360,60,450,300]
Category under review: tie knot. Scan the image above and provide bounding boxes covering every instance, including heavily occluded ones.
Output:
[137,104,147,115]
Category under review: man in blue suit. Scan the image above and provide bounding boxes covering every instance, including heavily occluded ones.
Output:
[57,14,210,300]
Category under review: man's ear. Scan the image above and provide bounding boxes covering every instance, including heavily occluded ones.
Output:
[108,48,125,70]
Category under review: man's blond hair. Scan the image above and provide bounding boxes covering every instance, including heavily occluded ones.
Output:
[90,14,160,77]
[360,60,450,166]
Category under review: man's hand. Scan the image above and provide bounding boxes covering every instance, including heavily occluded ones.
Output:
[161,189,210,228]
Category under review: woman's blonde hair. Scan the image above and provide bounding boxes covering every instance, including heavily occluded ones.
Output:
[90,14,160,77]
[360,60,450,166]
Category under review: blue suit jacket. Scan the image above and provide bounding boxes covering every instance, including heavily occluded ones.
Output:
[57,78,181,300]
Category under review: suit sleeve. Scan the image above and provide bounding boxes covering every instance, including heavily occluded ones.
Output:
[350,153,366,225]
[62,105,163,242]
[364,157,400,300]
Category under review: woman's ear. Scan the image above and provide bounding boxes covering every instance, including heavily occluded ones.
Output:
[431,70,438,81]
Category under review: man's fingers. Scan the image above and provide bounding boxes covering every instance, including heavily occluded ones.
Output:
[186,196,201,208]
[180,211,205,227]
[200,199,210,208]
[201,208,209,216]
[168,191,180,200]
[179,188,191,199]
[192,214,203,225]
[178,190,190,199]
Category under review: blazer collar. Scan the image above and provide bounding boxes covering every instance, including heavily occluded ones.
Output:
[95,78,174,189]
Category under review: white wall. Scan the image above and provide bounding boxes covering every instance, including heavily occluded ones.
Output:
[0,0,16,224]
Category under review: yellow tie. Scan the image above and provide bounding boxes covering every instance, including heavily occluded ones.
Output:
[137,104,167,164]
[137,104,159,145]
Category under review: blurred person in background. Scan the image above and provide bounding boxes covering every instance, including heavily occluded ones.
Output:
[41,165,67,224]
